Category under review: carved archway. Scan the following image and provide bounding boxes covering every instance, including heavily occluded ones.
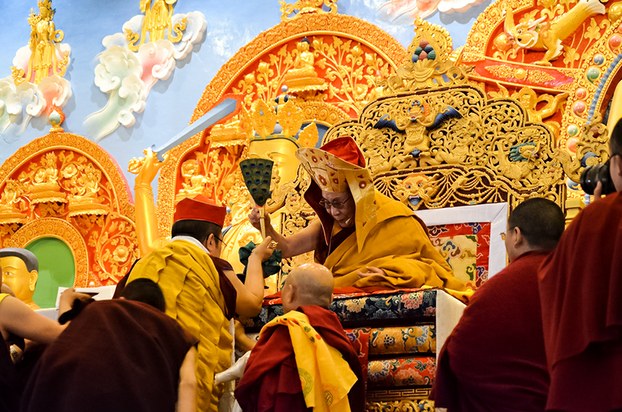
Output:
[154,10,409,237]
[0,130,137,287]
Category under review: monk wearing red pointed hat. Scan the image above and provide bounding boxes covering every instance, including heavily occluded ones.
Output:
[127,195,276,412]
[249,136,472,302]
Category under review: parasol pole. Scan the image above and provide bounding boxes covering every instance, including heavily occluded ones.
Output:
[259,205,266,239]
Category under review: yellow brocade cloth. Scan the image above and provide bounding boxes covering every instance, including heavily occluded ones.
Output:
[0,293,7,304]
[326,193,473,303]
[127,239,231,412]
[261,310,357,412]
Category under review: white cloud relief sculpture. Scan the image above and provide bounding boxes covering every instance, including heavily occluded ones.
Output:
[84,8,207,141]
[0,0,72,139]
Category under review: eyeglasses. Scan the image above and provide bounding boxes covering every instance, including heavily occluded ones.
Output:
[500,232,506,240]
[319,198,350,211]
[214,235,227,246]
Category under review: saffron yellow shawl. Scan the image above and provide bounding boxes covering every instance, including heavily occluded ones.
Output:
[128,239,231,412]
[262,310,357,411]
[326,193,473,302]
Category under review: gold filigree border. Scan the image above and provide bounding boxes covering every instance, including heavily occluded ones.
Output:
[5,217,89,287]
[460,0,533,63]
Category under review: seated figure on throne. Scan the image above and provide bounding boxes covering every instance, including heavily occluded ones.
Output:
[282,37,327,94]
[249,136,473,302]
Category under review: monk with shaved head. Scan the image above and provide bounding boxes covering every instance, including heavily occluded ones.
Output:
[235,263,365,411]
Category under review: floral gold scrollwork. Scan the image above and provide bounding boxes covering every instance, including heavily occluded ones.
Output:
[383,19,469,94]
[326,82,565,213]
[0,132,137,286]
[558,112,610,183]
[230,34,398,119]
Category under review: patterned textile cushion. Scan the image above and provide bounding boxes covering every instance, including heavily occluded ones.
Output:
[242,288,441,332]
[367,356,436,388]
[347,325,436,356]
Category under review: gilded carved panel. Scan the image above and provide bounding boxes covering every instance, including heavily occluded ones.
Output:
[0,131,137,286]
[460,0,622,199]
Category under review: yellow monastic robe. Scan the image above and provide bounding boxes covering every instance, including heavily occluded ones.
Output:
[325,193,473,302]
[127,239,231,412]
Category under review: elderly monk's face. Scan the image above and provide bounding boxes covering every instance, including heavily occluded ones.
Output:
[320,191,355,228]
[0,256,37,303]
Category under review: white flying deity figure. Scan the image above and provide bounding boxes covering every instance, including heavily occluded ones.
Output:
[84,4,207,141]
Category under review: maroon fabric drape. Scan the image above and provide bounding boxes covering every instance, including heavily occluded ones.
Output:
[433,251,550,411]
[235,305,365,412]
[0,332,18,412]
[21,300,193,412]
[539,192,622,411]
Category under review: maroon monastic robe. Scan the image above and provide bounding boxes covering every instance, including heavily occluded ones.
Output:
[433,251,550,411]
[234,305,365,412]
[0,332,18,412]
[20,299,193,412]
[539,192,622,412]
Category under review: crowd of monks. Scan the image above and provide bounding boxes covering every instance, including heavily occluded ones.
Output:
[1,127,621,411]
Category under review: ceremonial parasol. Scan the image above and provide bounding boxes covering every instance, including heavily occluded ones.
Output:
[239,158,274,238]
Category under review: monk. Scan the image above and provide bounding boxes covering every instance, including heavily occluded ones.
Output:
[432,198,565,411]
[249,136,471,302]
[235,263,365,411]
[21,279,197,412]
[126,195,275,411]
[538,118,622,412]
[0,284,64,412]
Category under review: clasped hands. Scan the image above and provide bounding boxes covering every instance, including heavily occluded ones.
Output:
[357,266,386,278]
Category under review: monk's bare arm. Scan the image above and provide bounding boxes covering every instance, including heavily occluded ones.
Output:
[225,237,275,317]
[248,207,321,258]
[0,296,64,344]
[176,347,197,412]
[265,220,321,259]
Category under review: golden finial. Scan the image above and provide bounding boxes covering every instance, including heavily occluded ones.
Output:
[49,105,65,132]
[279,0,338,21]
[250,99,277,139]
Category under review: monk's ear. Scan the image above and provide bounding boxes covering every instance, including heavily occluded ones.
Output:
[282,283,295,305]
[28,270,38,292]
[513,226,525,247]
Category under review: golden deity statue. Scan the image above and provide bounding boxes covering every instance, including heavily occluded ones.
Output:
[221,97,319,290]
[0,248,40,309]
[282,38,327,95]
[140,0,175,43]
[24,0,67,84]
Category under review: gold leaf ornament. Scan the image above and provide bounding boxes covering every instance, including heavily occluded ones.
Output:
[251,99,277,138]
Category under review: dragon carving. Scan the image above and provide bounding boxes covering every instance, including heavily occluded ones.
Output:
[503,0,605,64]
